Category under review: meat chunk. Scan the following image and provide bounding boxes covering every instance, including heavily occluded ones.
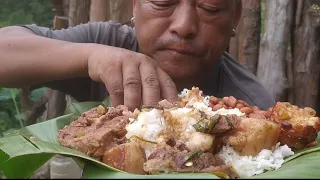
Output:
[103,141,147,175]
[193,152,226,170]
[158,99,174,109]
[211,115,239,134]
[58,105,130,160]
[144,145,229,174]
[271,102,320,150]
[217,117,281,156]
[144,145,188,173]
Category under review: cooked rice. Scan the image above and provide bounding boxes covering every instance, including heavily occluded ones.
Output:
[218,143,294,178]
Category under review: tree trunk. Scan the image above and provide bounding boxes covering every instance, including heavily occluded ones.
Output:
[52,0,69,30]
[68,0,91,26]
[44,90,66,120]
[256,0,294,100]
[229,0,261,75]
[292,1,320,111]
[41,0,70,122]
[240,0,261,74]
[107,0,133,24]
[90,0,108,22]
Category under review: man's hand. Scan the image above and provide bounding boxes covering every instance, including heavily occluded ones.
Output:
[87,46,178,110]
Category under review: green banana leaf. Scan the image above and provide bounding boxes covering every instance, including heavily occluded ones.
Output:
[0,101,320,179]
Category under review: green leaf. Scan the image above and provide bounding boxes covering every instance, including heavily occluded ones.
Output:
[0,88,18,101]
[83,163,219,179]
[0,152,54,179]
[14,113,24,121]
[102,96,111,107]
[0,113,123,179]
[251,151,320,179]
[0,135,54,178]
[30,88,45,102]
[283,133,320,163]
[2,129,19,137]
[0,101,319,179]
[65,102,103,117]
[0,111,10,132]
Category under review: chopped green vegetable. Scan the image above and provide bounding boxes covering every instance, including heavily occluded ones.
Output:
[184,150,204,163]
[193,115,221,133]
[224,116,235,132]
[129,135,157,144]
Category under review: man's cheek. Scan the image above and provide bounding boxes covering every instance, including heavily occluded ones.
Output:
[137,36,156,55]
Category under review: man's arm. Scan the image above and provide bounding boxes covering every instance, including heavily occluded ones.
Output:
[0,26,91,87]
[0,22,177,108]
[0,22,138,101]
[0,26,98,101]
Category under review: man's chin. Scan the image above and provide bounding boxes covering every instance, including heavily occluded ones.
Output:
[161,65,200,80]
[152,50,205,78]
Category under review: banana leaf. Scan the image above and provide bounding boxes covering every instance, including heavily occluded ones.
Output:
[0,101,320,179]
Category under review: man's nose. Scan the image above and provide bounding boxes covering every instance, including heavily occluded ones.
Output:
[169,5,198,39]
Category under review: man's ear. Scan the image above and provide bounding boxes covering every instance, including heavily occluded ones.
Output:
[233,0,242,30]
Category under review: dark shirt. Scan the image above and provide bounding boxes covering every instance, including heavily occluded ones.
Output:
[22,21,275,110]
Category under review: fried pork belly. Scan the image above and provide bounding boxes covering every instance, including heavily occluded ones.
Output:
[271,102,320,150]
[57,105,130,160]
[103,141,147,175]
[217,117,281,156]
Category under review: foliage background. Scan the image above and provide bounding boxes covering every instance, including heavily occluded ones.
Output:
[0,0,53,28]
[0,0,54,136]
[0,1,54,177]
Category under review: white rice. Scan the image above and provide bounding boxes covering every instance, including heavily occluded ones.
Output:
[218,143,294,178]
[125,109,166,143]
[179,88,190,98]
[204,95,210,106]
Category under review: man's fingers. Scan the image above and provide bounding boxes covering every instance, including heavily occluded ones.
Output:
[156,67,178,103]
[102,65,124,107]
[140,63,161,106]
[123,63,142,110]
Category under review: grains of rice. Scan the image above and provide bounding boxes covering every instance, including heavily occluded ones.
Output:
[218,143,294,178]
[125,109,166,143]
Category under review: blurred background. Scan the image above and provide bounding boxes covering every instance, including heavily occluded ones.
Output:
[0,0,319,178]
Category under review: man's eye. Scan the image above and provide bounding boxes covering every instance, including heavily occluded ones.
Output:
[199,6,222,14]
[149,1,175,8]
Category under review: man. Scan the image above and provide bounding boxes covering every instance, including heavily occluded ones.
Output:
[0,0,275,111]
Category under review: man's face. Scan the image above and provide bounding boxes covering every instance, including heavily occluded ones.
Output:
[133,0,241,80]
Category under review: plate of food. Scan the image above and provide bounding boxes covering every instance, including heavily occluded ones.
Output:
[0,87,320,179]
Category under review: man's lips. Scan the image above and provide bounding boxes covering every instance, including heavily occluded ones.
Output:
[164,45,201,56]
